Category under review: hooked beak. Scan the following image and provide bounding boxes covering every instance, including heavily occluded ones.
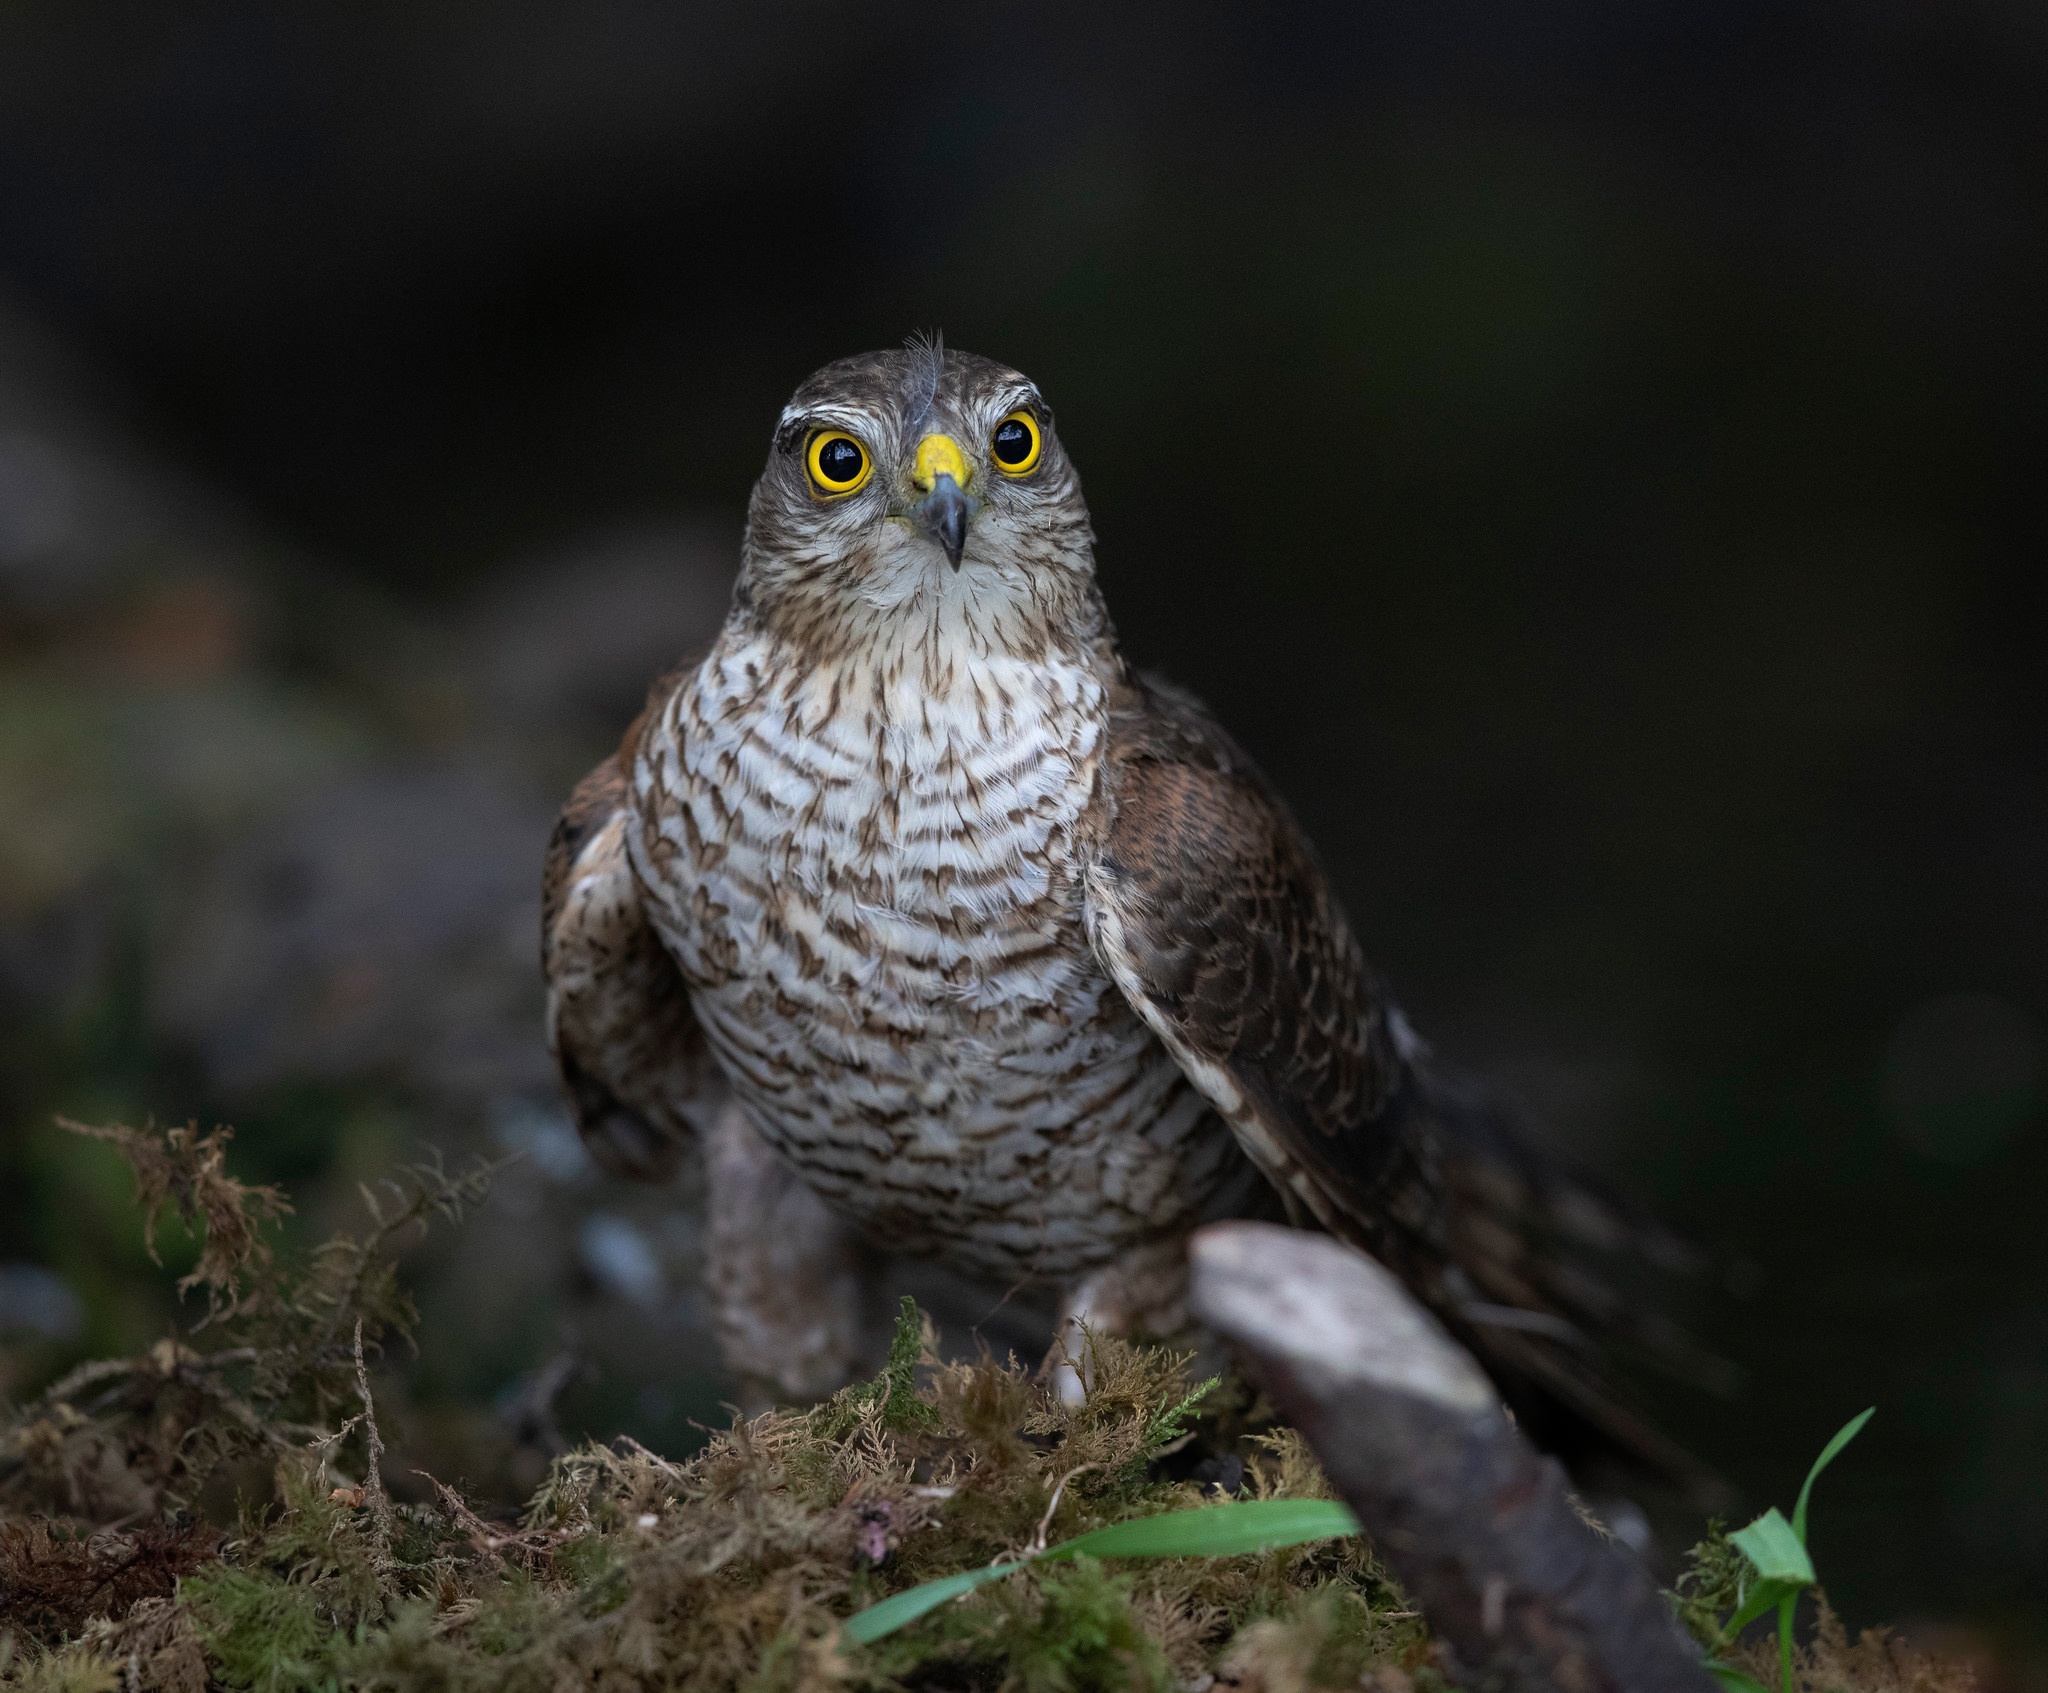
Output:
[909,433,978,571]
[915,475,974,571]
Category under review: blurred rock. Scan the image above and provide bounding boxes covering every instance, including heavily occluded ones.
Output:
[490,1094,598,1188]
[0,289,345,1029]
[151,761,553,1102]
[578,1213,665,1308]
[0,288,747,1477]
[0,1263,83,1340]
[464,522,734,777]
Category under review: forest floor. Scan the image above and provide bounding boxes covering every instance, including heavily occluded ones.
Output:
[0,1122,1974,1693]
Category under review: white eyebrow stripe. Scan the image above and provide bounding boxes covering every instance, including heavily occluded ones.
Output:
[778,402,890,437]
[777,382,1043,445]
[989,384,1042,417]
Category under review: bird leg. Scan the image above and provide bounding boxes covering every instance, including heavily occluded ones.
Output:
[703,1102,865,1412]
[1050,1232,1199,1402]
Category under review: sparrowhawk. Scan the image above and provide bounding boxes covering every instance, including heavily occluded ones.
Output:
[541,340,1705,1477]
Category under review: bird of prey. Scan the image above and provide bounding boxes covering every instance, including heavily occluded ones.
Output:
[542,339,1708,1477]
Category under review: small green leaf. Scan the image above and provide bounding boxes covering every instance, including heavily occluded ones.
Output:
[1724,1575,1800,1637]
[1704,1662,1773,1693]
[1730,1509,1814,1587]
[841,1497,1360,1645]
[1791,1407,1873,1544]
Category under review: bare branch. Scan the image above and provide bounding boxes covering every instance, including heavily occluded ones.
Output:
[1190,1222,1715,1693]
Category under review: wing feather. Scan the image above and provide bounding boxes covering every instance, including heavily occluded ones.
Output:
[542,689,720,1180]
[1086,676,1719,1485]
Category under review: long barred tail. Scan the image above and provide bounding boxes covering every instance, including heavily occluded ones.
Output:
[1364,1034,1735,1497]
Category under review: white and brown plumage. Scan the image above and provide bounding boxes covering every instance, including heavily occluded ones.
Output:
[543,342,1707,1474]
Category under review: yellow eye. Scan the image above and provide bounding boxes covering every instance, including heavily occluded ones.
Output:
[990,410,1042,476]
[806,429,871,496]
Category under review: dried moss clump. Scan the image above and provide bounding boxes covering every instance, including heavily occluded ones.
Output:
[3,1121,494,1531]
[1,1120,1428,1693]
[0,1120,1982,1693]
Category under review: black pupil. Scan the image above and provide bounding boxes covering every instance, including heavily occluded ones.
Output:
[819,436,864,483]
[992,417,1033,464]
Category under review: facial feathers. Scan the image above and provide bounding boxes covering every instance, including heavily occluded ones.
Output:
[741,344,1101,665]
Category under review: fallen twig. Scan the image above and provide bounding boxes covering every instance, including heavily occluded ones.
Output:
[1189,1222,1715,1693]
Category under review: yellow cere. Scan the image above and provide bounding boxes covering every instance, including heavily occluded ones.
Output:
[991,410,1042,476]
[806,429,872,496]
[912,433,972,491]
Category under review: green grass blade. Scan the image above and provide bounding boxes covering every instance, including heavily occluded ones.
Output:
[1050,1498,1359,1561]
[1790,1407,1873,1544]
[1730,1509,1814,1587]
[1776,1592,1797,1693]
[843,1498,1360,1645]
[1704,1663,1774,1693]
[843,1563,1029,1644]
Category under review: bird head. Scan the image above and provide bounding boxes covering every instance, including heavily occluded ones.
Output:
[736,339,1101,659]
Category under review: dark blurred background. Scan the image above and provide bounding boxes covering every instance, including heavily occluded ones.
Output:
[0,0,2043,1672]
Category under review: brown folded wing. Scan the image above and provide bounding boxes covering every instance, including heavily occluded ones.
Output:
[1085,676,1718,1485]
[542,703,720,1181]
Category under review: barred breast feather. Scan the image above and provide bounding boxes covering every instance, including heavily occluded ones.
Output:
[625,626,1240,1283]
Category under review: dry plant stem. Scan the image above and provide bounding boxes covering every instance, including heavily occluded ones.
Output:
[1190,1222,1715,1693]
[412,1469,573,1562]
[323,1157,499,1350]
[351,1319,395,1557]
[1030,1462,1104,1553]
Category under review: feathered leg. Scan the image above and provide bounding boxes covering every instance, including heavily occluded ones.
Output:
[1052,1232,1200,1401]
[703,1103,865,1409]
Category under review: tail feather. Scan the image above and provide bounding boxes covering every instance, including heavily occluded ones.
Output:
[1370,1049,1735,1497]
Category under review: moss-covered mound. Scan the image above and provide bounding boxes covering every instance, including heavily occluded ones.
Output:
[0,1122,1973,1693]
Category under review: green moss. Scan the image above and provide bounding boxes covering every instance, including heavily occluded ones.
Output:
[0,1117,1961,1693]
[980,1556,1173,1693]
[809,1296,942,1440]
[0,1651,122,1693]
[181,1565,342,1693]
[0,1123,1428,1693]
[1670,1519,1749,1650]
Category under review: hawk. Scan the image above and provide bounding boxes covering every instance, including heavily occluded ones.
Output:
[542,341,1707,1477]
